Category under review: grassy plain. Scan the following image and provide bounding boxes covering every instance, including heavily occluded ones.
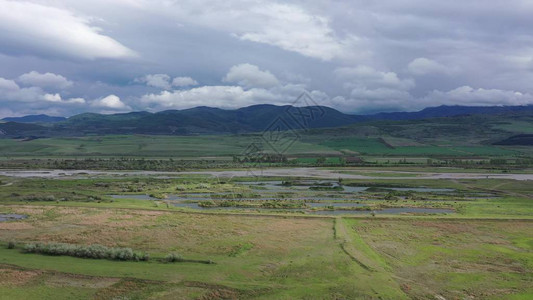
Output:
[0,113,532,299]
[0,205,407,299]
[0,172,531,299]
[0,131,528,159]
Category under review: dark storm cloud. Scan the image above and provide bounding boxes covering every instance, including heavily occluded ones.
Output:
[0,0,533,117]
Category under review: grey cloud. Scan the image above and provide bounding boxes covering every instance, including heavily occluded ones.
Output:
[18,71,73,89]
[1,0,533,117]
[407,58,458,76]
[172,77,199,87]
[135,74,172,90]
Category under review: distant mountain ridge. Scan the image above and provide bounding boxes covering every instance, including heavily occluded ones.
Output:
[2,114,66,123]
[1,104,532,137]
[359,105,533,121]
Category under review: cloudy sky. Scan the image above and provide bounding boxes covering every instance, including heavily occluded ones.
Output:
[1,0,533,117]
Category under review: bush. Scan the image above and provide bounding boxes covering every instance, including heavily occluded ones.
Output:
[22,195,57,202]
[7,241,15,249]
[23,243,38,253]
[165,253,183,262]
[110,247,134,261]
[22,242,147,262]
[134,252,150,261]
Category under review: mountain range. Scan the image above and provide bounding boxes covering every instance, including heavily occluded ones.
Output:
[1,104,532,137]
[2,114,67,123]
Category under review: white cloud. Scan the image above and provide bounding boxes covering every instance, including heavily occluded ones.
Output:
[331,85,533,113]
[140,85,279,110]
[407,57,457,75]
[424,86,533,106]
[92,94,130,109]
[138,82,319,110]
[43,93,62,102]
[323,87,414,113]
[0,76,84,104]
[335,66,415,90]
[350,87,413,101]
[65,97,86,104]
[136,74,198,89]
[172,76,198,87]
[223,63,280,88]
[233,3,360,61]
[43,93,85,104]
[118,0,362,61]
[331,65,416,111]
[0,0,136,59]
[135,74,172,89]
[18,71,73,89]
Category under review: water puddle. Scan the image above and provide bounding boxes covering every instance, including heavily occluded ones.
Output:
[310,207,454,215]
[307,202,367,208]
[0,214,28,222]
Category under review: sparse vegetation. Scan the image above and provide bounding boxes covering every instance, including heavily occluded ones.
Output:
[21,242,149,262]
[0,111,531,299]
[164,253,183,263]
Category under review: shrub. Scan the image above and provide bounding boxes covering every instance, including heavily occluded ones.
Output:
[22,195,57,202]
[134,252,150,261]
[108,247,134,261]
[165,253,183,262]
[22,242,146,262]
[7,241,15,249]
[23,243,38,253]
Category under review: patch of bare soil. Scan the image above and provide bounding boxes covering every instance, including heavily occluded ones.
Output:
[186,282,244,300]
[0,266,43,286]
[0,222,34,230]
[45,273,120,288]
[94,278,165,300]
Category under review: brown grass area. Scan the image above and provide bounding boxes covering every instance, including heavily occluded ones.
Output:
[0,267,42,286]
[2,205,330,256]
[0,222,34,230]
[44,273,120,289]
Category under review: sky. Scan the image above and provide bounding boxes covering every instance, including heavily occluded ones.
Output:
[1,0,533,118]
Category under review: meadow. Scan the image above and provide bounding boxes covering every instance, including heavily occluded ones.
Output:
[0,113,532,299]
[1,171,532,299]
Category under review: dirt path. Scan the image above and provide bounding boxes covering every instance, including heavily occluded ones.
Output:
[334,218,373,271]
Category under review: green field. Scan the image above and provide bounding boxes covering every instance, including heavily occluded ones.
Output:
[0,112,532,299]
[0,171,532,299]
[320,137,519,156]
[0,134,526,162]
[2,111,532,160]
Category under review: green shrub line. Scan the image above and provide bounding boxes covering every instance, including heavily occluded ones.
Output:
[164,252,183,262]
[21,242,150,261]
[4,241,215,264]
[164,252,215,264]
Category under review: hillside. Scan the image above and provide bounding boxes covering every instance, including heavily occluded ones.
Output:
[2,114,66,123]
[0,109,531,159]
